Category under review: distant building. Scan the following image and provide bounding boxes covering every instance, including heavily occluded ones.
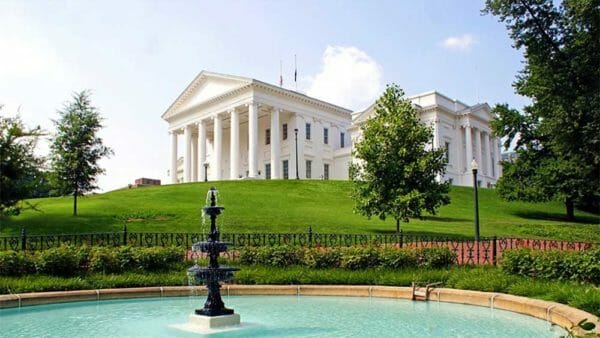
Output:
[164,71,501,187]
[501,151,518,162]
[133,178,161,187]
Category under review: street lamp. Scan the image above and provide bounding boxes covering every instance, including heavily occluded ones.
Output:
[471,159,480,241]
[294,128,299,180]
[203,161,209,182]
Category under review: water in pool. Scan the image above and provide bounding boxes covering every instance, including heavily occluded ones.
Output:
[0,295,565,337]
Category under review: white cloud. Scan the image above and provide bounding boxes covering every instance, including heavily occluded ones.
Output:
[305,46,383,111]
[441,34,476,51]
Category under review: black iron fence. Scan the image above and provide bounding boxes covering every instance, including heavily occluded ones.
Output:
[0,226,596,265]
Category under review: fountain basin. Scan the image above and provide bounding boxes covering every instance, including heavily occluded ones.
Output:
[1,285,597,337]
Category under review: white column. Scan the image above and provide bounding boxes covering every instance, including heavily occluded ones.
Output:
[314,120,323,179]
[270,108,281,179]
[230,109,240,179]
[248,101,258,177]
[432,119,439,150]
[483,132,491,177]
[213,114,223,180]
[474,128,482,172]
[198,121,207,181]
[191,132,198,182]
[294,114,305,179]
[170,131,178,184]
[184,124,192,182]
[495,137,502,178]
[464,125,473,173]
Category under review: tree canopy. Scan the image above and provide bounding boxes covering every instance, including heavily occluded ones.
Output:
[0,107,44,216]
[350,84,450,232]
[50,91,113,216]
[484,0,600,219]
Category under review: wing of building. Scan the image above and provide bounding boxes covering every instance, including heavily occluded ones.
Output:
[163,71,501,187]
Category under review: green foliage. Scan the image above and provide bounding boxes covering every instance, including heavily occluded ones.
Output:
[133,246,183,271]
[0,250,36,276]
[501,248,600,284]
[350,84,450,231]
[37,245,90,277]
[484,0,600,219]
[238,246,457,270]
[89,247,120,273]
[0,110,44,216]
[2,181,598,242]
[49,91,113,216]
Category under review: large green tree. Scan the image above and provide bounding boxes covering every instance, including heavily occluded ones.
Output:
[350,85,450,233]
[484,0,600,219]
[0,106,44,216]
[50,91,113,216]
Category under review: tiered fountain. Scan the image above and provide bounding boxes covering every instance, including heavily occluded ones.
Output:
[186,186,240,329]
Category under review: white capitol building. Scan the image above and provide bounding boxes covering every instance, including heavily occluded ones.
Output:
[163,71,501,188]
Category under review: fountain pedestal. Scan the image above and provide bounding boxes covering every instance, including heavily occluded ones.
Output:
[186,186,240,330]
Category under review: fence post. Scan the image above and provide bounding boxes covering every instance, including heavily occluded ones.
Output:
[492,236,497,266]
[308,226,313,246]
[122,224,127,246]
[21,226,27,252]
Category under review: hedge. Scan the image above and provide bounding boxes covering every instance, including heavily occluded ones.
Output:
[0,245,185,277]
[239,246,457,269]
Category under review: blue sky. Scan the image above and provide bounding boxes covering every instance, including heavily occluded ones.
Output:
[1,0,528,191]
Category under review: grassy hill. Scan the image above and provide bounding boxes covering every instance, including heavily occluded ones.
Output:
[0,181,598,241]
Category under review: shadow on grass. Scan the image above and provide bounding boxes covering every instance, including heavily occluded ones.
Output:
[370,229,473,239]
[421,216,471,223]
[512,210,600,224]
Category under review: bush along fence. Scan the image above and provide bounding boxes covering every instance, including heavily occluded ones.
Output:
[0,226,596,266]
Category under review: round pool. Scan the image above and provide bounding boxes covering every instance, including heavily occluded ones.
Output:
[0,295,564,337]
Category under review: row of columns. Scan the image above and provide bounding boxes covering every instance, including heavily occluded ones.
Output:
[464,124,497,177]
[170,103,288,183]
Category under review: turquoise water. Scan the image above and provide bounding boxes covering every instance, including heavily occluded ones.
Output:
[0,295,565,337]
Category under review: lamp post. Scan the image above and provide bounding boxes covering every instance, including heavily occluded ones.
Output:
[294,128,299,180]
[203,161,209,182]
[471,159,480,241]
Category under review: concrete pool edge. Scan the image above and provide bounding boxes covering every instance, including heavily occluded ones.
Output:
[1,285,598,335]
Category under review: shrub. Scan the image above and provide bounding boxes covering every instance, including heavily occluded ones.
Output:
[89,247,120,273]
[304,248,342,268]
[133,246,183,271]
[501,248,600,284]
[340,247,381,270]
[238,246,304,267]
[418,247,457,268]
[0,251,36,276]
[36,245,90,277]
[380,248,418,269]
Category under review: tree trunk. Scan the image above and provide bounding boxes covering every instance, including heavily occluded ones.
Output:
[73,187,78,216]
[396,219,400,233]
[566,198,574,221]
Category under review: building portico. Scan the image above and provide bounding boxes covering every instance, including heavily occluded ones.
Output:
[163,71,352,183]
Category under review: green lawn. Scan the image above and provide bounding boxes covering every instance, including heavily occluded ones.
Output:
[0,180,598,241]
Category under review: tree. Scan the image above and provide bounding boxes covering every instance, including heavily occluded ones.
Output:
[0,106,44,216]
[50,91,113,216]
[350,84,450,233]
[484,0,600,219]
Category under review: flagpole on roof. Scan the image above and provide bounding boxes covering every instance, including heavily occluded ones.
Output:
[279,60,283,87]
[294,54,298,91]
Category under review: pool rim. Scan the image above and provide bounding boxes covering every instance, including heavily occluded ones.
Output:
[1,285,598,335]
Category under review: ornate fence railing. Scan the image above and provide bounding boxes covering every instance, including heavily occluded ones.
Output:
[0,226,595,266]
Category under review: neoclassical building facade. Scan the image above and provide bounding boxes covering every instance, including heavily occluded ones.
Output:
[350,91,502,187]
[163,71,501,187]
[162,71,352,183]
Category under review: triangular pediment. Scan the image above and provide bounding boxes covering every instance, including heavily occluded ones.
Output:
[162,71,251,120]
[469,103,493,121]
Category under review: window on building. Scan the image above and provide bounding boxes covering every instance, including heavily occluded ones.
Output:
[283,160,289,179]
[324,128,329,144]
[340,132,345,148]
[306,160,312,179]
[305,123,311,140]
[448,178,453,185]
[283,124,288,140]
[491,156,495,177]
[265,163,271,179]
[323,163,330,180]
[265,128,271,145]
[445,141,450,162]
[477,180,482,187]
